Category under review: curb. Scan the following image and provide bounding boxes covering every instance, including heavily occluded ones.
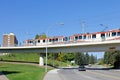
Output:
[43,69,61,80]
[0,72,9,80]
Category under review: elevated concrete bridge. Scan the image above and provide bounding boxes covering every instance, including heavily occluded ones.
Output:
[0,40,120,53]
[0,40,120,66]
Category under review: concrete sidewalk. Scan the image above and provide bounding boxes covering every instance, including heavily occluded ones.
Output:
[43,69,61,80]
[0,72,9,80]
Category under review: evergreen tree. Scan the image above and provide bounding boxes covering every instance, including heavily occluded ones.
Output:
[89,54,95,64]
[84,53,89,65]
[75,52,84,65]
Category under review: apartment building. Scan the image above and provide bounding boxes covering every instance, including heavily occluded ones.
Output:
[3,33,18,47]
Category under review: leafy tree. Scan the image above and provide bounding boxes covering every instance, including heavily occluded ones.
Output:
[35,34,40,39]
[61,53,67,62]
[104,50,120,68]
[48,52,97,66]
[56,52,62,61]
[67,53,75,61]
[35,33,46,39]
[98,58,104,65]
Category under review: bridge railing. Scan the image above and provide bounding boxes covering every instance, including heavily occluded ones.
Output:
[1,37,120,47]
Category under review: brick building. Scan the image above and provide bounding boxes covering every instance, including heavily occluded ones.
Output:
[3,33,18,47]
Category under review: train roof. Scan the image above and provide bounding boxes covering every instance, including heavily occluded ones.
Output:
[73,29,120,36]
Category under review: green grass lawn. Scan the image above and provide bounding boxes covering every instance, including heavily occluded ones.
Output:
[0,62,48,80]
[0,53,69,80]
[0,53,39,63]
[0,53,69,67]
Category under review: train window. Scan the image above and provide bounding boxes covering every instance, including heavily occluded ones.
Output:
[43,40,45,43]
[49,39,52,42]
[38,40,40,43]
[53,39,55,42]
[75,36,78,40]
[117,32,120,36]
[56,38,58,41]
[29,41,33,43]
[63,37,68,41]
[83,35,86,39]
[101,34,105,37]
[92,34,96,38]
[112,32,116,36]
[79,36,82,39]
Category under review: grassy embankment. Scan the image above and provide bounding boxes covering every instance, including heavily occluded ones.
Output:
[0,53,39,63]
[0,53,69,67]
[0,53,68,80]
[0,62,47,80]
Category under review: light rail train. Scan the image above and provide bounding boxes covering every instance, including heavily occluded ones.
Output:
[23,29,120,46]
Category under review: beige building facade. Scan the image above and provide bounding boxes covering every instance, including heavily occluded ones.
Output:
[3,33,18,47]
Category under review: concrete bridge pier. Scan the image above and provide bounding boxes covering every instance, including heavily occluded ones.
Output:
[39,53,44,66]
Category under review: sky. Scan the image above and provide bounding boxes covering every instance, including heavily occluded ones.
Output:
[0,0,120,58]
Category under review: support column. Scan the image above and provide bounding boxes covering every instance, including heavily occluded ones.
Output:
[39,53,44,66]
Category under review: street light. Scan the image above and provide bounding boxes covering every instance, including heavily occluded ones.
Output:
[45,23,64,72]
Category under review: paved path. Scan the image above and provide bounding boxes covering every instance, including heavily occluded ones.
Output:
[43,69,61,80]
[0,72,9,80]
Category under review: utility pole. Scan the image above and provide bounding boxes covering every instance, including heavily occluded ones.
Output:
[82,21,85,34]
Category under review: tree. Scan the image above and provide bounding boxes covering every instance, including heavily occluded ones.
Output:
[35,34,40,39]
[84,53,89,65]
[104,51,111,64]
[35,33,47,39]
[104,50,120,68]
[113,51,120,68]
[61,53,67,62]
[89,54,96,64]
[67,53,75,61]
[75,52,84,65]
[98,58,104,65]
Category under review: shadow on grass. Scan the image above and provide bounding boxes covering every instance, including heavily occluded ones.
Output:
[1,60,38,64]
[1,71,21,75]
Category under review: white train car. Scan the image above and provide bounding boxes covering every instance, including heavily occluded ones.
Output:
[70,29,120,42]
[33,36,67,46]
[23,39,35,46]
[23,29,120,46]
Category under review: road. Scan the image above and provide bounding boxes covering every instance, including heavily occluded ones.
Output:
[58,69,120,80]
